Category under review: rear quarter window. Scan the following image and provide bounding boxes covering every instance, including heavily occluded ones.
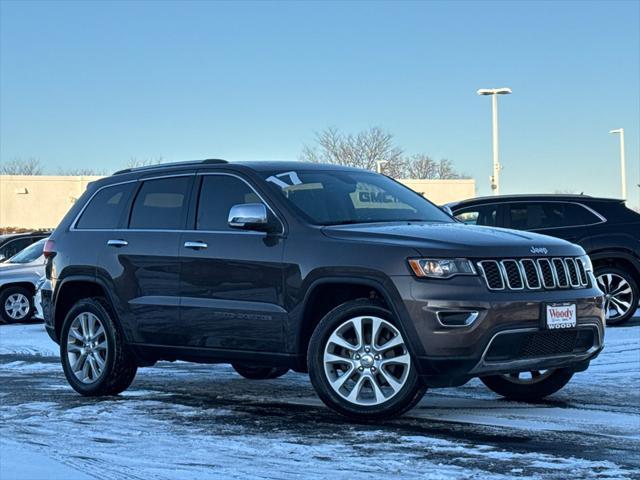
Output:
[76,183,135,229]
[508,202,602,230]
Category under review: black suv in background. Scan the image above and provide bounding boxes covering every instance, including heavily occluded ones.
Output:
[42,161,604,420]
[448,195,640,325]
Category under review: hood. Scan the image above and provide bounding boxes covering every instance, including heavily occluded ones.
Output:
[0,262,44,281]
[321,222,584,258]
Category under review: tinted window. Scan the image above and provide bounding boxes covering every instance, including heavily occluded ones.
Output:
[129,177,191,230]
[0,237,33,260]
[261,170,452,225]
[76,183,135,229]
[197,175,262,231]
[455,205,499,226]
[508,202,601,230]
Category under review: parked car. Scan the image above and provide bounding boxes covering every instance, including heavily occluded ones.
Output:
[447,195,640,325]
[0,231,50,263]
[0,238,47,323]
[42,160,604,420]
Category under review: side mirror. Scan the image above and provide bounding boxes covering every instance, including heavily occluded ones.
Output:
[441,205,454,217]
[228,203,270,231]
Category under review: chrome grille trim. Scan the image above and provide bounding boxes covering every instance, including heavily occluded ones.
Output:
[537,258,556,289]
[565,258,582,288]
[576,259,589,285]
[500,260,525,290]
[477,257,589,291]
[521,259,542,290]
[477,260,505,291]
[552,258,569,288]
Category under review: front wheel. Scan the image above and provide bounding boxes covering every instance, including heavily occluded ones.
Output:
[481,368,574,401]
[308,299,426,421]
[232,364,288,380]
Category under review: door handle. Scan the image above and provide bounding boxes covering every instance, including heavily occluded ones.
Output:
[184,241,208,250]
[107,239,128,248]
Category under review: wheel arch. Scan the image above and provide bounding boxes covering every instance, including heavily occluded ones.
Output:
[295,275,421,367]
[53,276,122,341]
[0,281,37,297]
[590,250,640,284]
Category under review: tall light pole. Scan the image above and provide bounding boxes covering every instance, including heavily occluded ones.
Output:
[477,87,512,195]
[609,128,626,200]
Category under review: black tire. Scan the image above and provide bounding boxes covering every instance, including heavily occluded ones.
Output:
[594,265,639,326]
[481,368,574,401]
[60,297,137,396]
[0,286,33,324]
[232,364,289,380]
[308,299,427,421]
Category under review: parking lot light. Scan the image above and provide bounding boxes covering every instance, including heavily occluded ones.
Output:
[477,87,512,195]
[609,128,627,200]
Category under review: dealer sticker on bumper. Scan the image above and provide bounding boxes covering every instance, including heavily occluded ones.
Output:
[546,303,577,329]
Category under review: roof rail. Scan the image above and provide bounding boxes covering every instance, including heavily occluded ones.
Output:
[113,159,227,175]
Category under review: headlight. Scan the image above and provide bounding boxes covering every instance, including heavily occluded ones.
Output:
[408,258,477,279]
[578,255,593,272]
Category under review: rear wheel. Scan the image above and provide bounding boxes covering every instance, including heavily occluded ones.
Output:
[231,364,288,380]
[0,286,33,324]
[308,299,426,420]
[595,266,638,326]
[481,368,574,401]
[60,298,137,396]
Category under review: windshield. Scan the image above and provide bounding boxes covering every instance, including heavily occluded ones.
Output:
[8,238,46,264]
[262,170,453,226]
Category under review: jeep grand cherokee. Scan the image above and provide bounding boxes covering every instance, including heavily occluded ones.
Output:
[41,160,605,420]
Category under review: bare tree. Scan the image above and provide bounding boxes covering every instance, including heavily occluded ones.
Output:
[300,127,403,172]
[404,154,437,179]
[300,127,468,180]
[0,158,42,175]
[126,156,165,169]
[56,167,107,176]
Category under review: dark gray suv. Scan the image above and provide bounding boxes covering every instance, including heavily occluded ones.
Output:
[42,160,605,420]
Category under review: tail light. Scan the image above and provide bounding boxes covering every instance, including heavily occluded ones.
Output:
[43,239,56,259]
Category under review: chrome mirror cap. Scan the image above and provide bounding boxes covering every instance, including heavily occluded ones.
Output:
[228,203,269,230]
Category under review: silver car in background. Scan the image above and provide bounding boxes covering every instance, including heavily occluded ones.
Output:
[0,238,47,323]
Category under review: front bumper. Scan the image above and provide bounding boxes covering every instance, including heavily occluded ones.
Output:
[390,275,605,387]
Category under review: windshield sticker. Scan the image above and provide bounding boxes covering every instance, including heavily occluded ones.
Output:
[266,171,303,189]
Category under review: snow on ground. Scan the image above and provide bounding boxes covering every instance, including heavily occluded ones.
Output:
[1,315,639,480]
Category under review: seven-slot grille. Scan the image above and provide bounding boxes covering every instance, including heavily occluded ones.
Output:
[477,257,590,291]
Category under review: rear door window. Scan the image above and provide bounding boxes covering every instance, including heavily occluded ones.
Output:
[129,177,192,230]
[76,182,135,229]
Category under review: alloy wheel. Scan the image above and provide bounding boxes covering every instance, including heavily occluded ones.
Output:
[596,273,634,321]
[66,312,108,384]
[4,293,30,320]
[323,316,410,406]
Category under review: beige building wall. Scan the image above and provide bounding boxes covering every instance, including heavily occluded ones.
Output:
[0,175,476,230]
[0,175,103,229]
[397,178,475,205]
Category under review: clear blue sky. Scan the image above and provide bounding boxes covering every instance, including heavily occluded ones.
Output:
[1,0,638,205]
